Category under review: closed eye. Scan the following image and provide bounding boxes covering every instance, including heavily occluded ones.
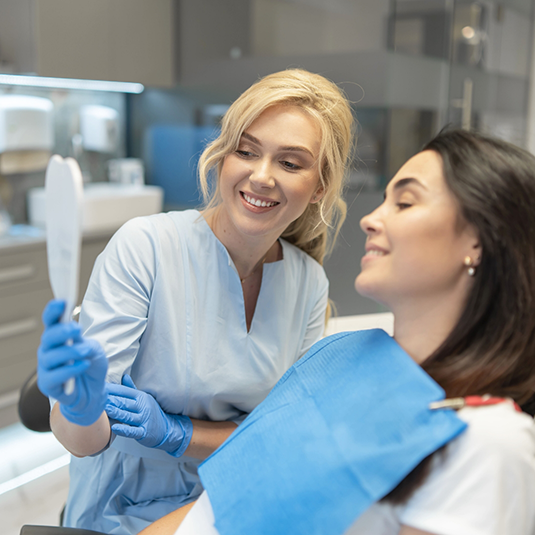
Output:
[396,203,412,210]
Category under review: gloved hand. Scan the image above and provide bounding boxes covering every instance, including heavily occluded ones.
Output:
[105,374,193,458]
[37,299,108,426]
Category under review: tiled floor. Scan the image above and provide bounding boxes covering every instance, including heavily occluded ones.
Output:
[0,422,70,535]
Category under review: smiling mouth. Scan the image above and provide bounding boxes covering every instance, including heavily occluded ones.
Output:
[241,192,279,208]
[364,250,386,257]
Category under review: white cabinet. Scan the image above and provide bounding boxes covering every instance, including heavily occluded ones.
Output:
[0,0,175,88]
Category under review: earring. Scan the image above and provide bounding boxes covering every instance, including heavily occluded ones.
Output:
[464,256,475,277]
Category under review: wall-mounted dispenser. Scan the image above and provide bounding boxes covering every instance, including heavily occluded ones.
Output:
[0,95,54,174]
[79,105,118,154]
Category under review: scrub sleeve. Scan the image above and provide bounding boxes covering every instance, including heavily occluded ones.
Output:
[62,210,329,535]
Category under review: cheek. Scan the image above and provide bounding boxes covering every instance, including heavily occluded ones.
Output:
[220,156,246,183]
[391,225,464,288]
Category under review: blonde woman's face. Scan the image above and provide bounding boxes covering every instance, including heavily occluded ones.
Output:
[355,150,480,309]
[217,105,323,243]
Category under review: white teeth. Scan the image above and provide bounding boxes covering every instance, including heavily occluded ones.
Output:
[366,250,385,256]
[243,193,277,208]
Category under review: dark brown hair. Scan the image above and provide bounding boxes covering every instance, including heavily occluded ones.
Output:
[385,128,535,504]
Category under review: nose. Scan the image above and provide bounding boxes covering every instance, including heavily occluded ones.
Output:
[359,204,383,236]
[249,158,275,189]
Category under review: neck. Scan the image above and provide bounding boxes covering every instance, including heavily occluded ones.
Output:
[202,206,281,278]
[391,289,467,365]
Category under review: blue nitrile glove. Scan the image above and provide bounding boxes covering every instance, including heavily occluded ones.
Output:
[105,374,193,458]
[37,299,108,426]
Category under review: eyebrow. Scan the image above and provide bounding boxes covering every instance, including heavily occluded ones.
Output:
[241,132,315,158]
[384,177,427,199]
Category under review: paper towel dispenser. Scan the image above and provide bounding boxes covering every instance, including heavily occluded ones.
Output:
[0,95,54,174]
[80,105,118,153]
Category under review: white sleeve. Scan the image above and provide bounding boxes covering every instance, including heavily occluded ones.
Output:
[296,269,329,359]
[176,491,220,535]
[79,216,160,383]
[399,404,535,535]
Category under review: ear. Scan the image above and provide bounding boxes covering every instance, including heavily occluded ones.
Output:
[310,185,325,204]
[464,224,482,267]
[471,242,482,267]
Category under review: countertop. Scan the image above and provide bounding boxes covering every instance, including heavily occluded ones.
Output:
[0,224,115,252]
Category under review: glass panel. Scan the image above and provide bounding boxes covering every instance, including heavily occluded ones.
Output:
[451,0,490,68]
[389,0,452,59]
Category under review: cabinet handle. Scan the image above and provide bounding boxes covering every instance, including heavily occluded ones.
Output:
[0,318,39,340]
[0,264,36,284]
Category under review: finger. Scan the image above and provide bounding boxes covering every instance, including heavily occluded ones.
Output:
[37,360,90,392]
[105,382,140,400]
[40,322,81,350]
[42,300,66,327]
[121,374,137,389]
[83,338,106,358]
[105,405,142,425]
[105,394,139,412]
[111,423,145,440]
[38,344,94,370]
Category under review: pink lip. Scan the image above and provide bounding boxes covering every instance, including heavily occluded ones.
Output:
[365,243,388,254]
[240,191,280,213]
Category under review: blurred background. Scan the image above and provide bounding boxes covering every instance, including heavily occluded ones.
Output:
[0,0,533,532]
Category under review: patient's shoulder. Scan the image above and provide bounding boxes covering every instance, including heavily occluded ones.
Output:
[455,401,535,459]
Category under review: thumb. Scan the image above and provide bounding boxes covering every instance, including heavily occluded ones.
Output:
[122,374,137,389]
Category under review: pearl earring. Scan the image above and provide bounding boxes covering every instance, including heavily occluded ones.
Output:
[464,256,475,277]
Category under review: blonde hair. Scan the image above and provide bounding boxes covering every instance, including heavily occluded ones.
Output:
[198,68,355,265]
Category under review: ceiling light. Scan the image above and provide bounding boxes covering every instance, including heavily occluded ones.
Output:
[0,74,144,94]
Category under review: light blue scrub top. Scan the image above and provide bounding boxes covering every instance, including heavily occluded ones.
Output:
[63,209,329,535]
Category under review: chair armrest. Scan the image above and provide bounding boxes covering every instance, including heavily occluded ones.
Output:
[21,526,107,535]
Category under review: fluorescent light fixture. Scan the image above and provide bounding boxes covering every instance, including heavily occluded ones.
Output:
[0,453,70,496]
[0,74,144,94]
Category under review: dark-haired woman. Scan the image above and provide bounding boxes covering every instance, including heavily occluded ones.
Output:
[143,129,535,535]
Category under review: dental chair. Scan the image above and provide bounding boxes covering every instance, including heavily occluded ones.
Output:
[17,370,107,535]
[20,528,105,535]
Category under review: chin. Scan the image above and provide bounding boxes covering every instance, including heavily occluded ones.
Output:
[354,273,370,296]
[354,275,386,305]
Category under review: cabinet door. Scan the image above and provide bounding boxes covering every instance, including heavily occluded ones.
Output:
[34,0,174,87]
[0,287,52,396]
[0,235,111,396]
[0,246,49,298]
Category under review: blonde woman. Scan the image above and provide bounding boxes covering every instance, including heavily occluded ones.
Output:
[36,69,355,534]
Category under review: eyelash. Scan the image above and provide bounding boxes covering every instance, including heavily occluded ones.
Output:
[236,150,303,171]
[236,149,256,158]
[396,203,412,210]
[281,161,302,171]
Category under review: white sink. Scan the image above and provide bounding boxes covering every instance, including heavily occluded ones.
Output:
[28,183,164,233]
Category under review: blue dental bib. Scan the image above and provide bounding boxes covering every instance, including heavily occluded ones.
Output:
[199,329,466,535]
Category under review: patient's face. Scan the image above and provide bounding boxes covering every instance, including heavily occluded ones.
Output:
[355,150,478,309]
